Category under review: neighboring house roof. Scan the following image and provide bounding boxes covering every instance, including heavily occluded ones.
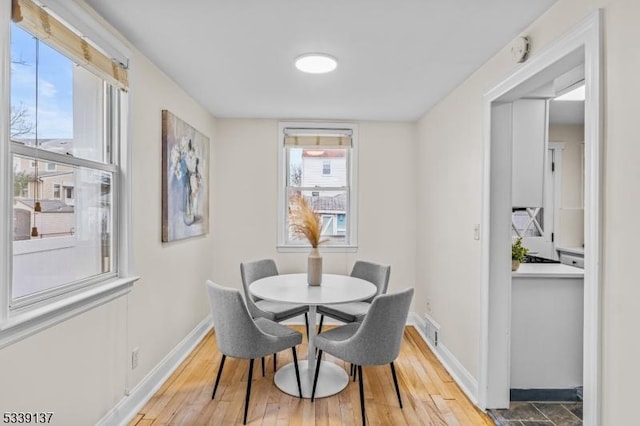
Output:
[11,138,74,155]
[309,193,346,212]
[15,198,74,213]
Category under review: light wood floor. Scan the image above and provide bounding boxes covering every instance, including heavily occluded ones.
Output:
[129,326,493,425]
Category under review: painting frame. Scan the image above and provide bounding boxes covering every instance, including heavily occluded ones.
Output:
[161,110,210,242]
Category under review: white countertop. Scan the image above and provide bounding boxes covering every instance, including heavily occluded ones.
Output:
[512,263,584,278]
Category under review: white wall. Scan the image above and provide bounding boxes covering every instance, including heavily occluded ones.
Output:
[125,51,216,391]
[211,120,416,302]
[0,9,216,425]
[550,124,585,248]
[416,0,640,423]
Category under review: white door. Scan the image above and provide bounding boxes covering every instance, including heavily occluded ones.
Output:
[512,146,560,259]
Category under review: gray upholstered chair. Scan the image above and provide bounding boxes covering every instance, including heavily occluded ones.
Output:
[316,260,391,333]
[241,259,309,374]
[206,280,303,425]
[311,288,414,426]
[241,259,309,348]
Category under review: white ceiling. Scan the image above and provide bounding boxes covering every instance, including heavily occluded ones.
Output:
[549,100,585,125]
[85,0,559,122]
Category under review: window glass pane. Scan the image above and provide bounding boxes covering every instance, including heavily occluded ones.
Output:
[12,156,113,300]
[321,215,334,234]
[10,24,106,164]
[10,24,36,142]
[336,213,346,234]
[288,147,347,187]
[322,160,331,175]
[286,189,347,244]
[512,208,544,237]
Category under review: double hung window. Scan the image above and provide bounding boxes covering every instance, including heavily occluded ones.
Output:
[2,0,133,344]
[278,123,357,250]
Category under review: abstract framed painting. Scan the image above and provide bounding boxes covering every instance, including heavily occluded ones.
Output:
[162,110,209,242]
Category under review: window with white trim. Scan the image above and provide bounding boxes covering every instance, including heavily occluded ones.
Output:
[3,0,132,326]
[278,123,357,250]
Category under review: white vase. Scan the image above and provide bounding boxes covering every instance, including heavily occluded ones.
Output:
[307,247,322,286]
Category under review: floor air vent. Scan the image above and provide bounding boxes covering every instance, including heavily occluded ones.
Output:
[423,313,440,347]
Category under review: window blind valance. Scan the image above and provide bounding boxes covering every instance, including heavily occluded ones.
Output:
[284,128,353,147]
[11,0,129,90]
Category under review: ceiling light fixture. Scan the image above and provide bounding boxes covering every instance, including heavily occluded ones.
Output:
[295,53,337,74]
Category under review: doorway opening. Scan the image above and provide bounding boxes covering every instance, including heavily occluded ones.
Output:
[479,11,602,426]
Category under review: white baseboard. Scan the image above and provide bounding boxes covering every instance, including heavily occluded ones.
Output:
[408,312,479,404]
[97,315,213,426]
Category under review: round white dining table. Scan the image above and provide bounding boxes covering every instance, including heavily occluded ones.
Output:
[250,273,376,398]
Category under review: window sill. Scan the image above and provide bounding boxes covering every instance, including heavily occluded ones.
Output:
[277,245,358,253]
[0,276,139,349]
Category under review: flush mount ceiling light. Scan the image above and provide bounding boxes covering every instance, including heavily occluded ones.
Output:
[295,53,338,74]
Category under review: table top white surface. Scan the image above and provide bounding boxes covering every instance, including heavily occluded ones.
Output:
[250,273,377,305]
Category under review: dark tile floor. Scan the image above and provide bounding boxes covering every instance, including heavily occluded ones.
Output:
[488,402,583,426]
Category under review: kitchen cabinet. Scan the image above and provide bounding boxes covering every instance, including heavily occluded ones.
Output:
[512,99,548,207]
[511,264,584,391]
[557,247,584,268]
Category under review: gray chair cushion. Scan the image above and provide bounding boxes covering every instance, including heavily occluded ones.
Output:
[255,300,308,322]
[316,301,370,323]
[314,322,360,343]
[317,260,390,323]
[241,259,308,320]
[315,288,414,366]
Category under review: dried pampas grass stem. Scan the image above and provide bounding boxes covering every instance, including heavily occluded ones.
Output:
[289,194,324,248]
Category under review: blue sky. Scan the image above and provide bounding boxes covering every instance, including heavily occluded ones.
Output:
[10,23,74,139]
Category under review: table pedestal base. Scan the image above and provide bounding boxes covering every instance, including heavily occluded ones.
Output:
[274,360,349,399]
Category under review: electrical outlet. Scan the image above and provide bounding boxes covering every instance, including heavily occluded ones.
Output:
[132,347,139,370]
[473,224,480,240]
[426,299,432,313]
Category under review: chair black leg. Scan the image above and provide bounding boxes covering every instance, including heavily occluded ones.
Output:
[211,354,226,399]
[390,362,403,408]
[291,347,302,398]
[315,315,325,356]
[311,350,323,401]
[273,353,277,371]
[357,365,365,426]
[261,357,265,377]
[243,359,254,425]
[304,312,309,340]
[353,363,358,382]
[350,363,354,377]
